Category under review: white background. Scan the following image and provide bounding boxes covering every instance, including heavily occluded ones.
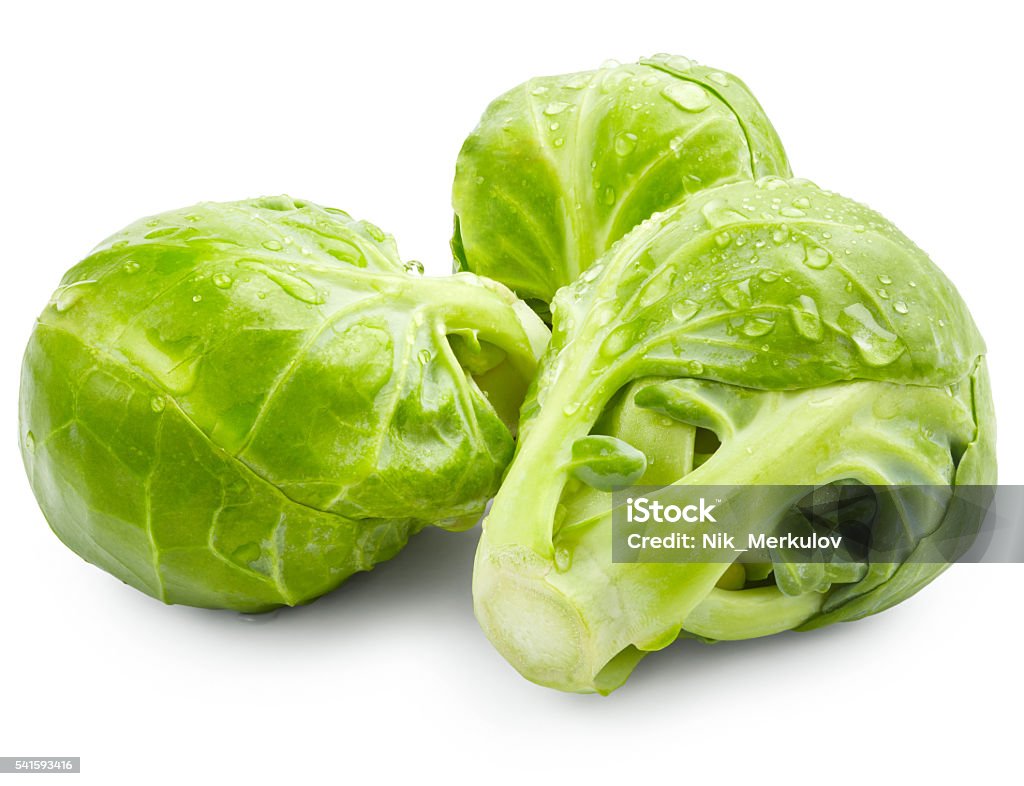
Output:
[2,1,1021,783]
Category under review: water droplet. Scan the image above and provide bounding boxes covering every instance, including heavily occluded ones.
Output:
[601,68,630,92]
[720,279,751,309]
[878,274,892,285]
[838,304,906,366]
[549,121,560,131]
[554,137,566,147]
[51,280,96,312]
[792,197,811,209]
[603,186,616,206]
[741,317,776,337]
[563,402,580,415]
[418,349,431,365]
[150,396,166,413]
[707,71,730,86]
[853,224,866,233]
[24,431,36,454]
[111,239,130,249]
[663,55,694,71]
[789,295,822,341]
[755,176,788,191]
[758,269,781,283]
[687,360,705,375]
[543,101,570,116]
[803,245,832,270]
[772,229,787,244]
[144,226,178,239]
[123,261,140,274]
[877,288,889,299]
[637,269,675,308]
[237,261,325,305]
[661,82,710,112]
[530,85,548,96]
[362,222,386,242]
[404,259,424,275]
[600,324,635,358]
[554,547,572,572]
[642,75,660,87]
[780,206,806,218]
[671,299,700,322]
[701,199,748,228]
[565,73,591,90]
[893,301,909,314]
[262,239,283,251]
[212,273,232,289]
[232,542,262,564]
[715,232,731,247]
[614,132,638,156]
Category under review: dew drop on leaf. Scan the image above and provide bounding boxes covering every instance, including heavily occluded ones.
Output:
[838,303,906,366]
[543,101,570,116]
[614,132,638,156]
[51,280,96,313]
[789,295,823,341]
[671,299,700,322]
[661,82,710,112]
[701,199,748,228]
[600,324,636,358]
[232,542,262,564]
[741,317,776,337]
[720,279,752,309]
[803,245,832,270]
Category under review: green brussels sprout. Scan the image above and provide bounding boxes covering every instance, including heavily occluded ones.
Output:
[451,54,791,313]
[472,178,995,693]
[20,196,548,612]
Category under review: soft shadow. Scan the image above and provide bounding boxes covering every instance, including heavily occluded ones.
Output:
[163,525,482,635]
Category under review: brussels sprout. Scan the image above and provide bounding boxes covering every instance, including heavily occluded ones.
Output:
[20,196,548,612]
[472,178,995,693]
[451,54,791,312]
